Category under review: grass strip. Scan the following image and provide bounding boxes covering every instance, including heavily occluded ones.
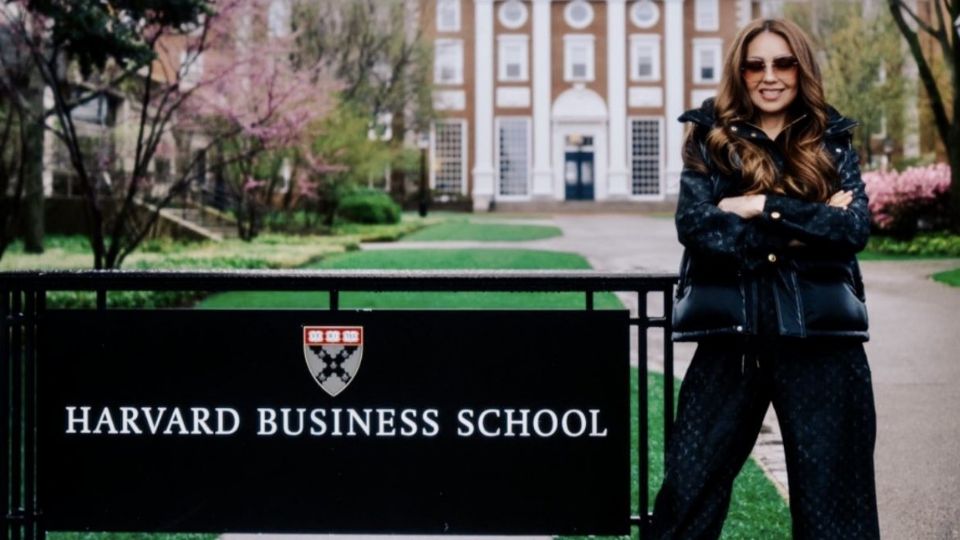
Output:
[932,267,960,287]
[401,219,562,242]
[199,249,622,310]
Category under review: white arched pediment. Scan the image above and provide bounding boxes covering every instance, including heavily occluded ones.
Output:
[552,87,608,122]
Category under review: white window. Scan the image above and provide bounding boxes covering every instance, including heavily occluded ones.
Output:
[564,35,595,82]
[498,35,529,82]
[267,0,290,38]
[630,118,663,196]
[695,0,719,31]
[71,93,111,125]
[179,50,204,87]
[630,0,660,28]
[564,0,595,29]
[496,117,531,197]
[692,38,722,84]
[434,39,464,85]
[630,35,660,82]
[498,0,528,29]
[437,0,461,32]
[432,120,467,195]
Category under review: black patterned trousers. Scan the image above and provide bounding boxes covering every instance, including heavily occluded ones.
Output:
[649,336,880,539]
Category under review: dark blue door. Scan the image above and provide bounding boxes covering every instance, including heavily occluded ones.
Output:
[564,150,595,200]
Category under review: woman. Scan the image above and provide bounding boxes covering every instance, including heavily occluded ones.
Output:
[651,18,880,540]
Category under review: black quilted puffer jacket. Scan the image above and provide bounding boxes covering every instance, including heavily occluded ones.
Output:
[672,98,870,342]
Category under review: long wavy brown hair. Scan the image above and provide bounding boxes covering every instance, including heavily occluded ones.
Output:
[685,18,836,201]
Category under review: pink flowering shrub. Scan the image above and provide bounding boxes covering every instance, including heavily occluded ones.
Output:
[862,163,951,236]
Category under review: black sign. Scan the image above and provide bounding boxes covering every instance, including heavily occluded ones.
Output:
[39,309,629,535]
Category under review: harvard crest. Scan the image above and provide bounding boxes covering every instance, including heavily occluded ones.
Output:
[303,326,364,397]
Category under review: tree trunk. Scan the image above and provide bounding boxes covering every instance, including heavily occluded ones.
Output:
[950,136,960,233]
[20,70,45,253]
[389,111,406,203]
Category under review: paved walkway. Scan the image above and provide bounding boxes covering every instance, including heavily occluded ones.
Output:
[223,214,960,539]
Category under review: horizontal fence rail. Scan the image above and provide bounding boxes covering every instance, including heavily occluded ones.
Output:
[2,270,679,539]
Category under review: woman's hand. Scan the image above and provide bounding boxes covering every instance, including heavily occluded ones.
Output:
[717,194,767,219]
[828,190,853,209]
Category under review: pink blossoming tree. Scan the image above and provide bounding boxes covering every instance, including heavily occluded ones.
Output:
[863,163,952,236]
[176,0,338,240]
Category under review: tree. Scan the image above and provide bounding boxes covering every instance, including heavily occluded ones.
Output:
[2,0,331,267]
[0,20,25,259]
[180,0,337,241]
[296,101,399,227]
[789,1,905,165]
[888,0,959,230]
[0,5,44,256]
[292,0,435,201]
[1,0,224,268]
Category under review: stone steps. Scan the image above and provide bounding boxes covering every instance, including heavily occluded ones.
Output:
[489,199,677,214]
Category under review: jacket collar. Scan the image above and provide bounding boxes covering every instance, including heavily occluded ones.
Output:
[678,97,858,139]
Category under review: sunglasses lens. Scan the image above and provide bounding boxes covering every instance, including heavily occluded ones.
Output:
[741,57,797,81]
[772,57,798,70]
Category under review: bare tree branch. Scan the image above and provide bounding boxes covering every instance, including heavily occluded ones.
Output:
[888,0,951,144]
[898,0,941,36]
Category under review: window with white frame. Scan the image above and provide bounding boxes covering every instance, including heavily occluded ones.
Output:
[564,35,595,82]
[631,119,661,195]
[179,50,204,87]
[630,0,660,28]
[432,120,466,195]
[434,39,464,85]
[497,117,530,196]
[695,0,719,31]
[267,0,290,38]
[630,35,660,81]
[437,0,461,32]
[498,35,529,82]
[692,39,722,84]
[498,0,528,29]
[564,0,594,29]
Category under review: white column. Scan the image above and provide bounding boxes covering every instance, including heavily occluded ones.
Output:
[902,0,921,158]
[473,0,496,210]
[606,0,629,198]
[531,0,553,197]
[736,0,752,28]
[664,0,685,196]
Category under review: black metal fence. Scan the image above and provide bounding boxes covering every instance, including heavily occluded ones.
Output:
[2,270,678,539]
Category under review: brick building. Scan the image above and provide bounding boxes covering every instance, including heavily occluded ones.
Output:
[421,0,757,210]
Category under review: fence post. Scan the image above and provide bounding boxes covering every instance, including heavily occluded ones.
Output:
[2,288,10,540]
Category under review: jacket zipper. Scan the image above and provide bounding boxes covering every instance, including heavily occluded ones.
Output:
[736,114,809,140]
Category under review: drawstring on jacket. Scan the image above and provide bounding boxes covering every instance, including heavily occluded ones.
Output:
[740,352,759,374]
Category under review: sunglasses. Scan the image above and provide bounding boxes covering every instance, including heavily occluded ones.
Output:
[741,56,799,81]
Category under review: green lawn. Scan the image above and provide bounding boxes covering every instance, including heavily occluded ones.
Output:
[400,219,562,242]
[48,535,214,540]
[858,251,960,260]
[199,248,791,539]
[198,249,623,310]
[933,267,960,287]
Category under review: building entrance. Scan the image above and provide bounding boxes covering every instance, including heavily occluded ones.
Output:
[564,135,595,200]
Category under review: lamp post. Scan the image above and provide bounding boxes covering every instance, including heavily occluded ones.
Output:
[418,132,430,217]
[883,137,895,172]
